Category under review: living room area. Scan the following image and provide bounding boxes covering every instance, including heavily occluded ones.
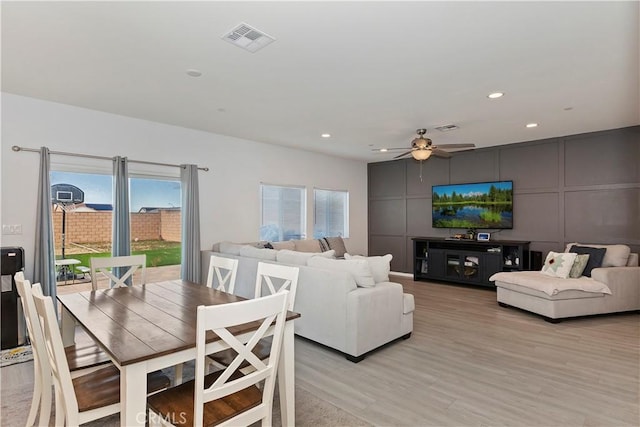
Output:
[1,2,639,426]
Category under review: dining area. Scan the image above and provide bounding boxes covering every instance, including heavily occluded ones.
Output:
[14,254,301,426]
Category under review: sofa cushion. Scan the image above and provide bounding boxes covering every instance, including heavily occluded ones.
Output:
[238,245,277,261]
[295,239,322,253]
[219,241,246,255]
[307,256,375,287]
[569,245,606,277]
[277,249,335,266]
[344,253,392,283]
[322,237,348,258]
[541,251,577,279]
[271,240,296,251]
[565,243,631,267]
[569,254,590,278]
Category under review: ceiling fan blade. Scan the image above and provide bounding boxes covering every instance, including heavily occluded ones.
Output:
[393,150,413,159]
[435,143,476,149]
[371,147,412,152]
[431,148,452,158]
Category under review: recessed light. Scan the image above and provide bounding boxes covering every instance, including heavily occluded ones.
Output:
[321,133,331,138]
[487,92,504,99]
[379,148,388,152]
[186,69,203,77]
[526,123,538,128]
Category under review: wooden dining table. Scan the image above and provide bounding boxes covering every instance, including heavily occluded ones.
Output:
[57,280,300,426]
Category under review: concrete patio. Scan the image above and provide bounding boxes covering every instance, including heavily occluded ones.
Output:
[56,264,182,295]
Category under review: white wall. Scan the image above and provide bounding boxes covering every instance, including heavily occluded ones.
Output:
[1,94,368,277]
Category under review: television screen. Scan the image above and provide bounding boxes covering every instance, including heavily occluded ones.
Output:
[432,180,513,229]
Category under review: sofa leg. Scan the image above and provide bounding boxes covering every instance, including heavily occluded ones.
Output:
[346,354,365,363]
[543,316,561,324]
[498,302,509,308]
[402,332,411,340]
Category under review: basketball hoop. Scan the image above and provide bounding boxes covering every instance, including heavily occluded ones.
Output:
[51,183,85,265]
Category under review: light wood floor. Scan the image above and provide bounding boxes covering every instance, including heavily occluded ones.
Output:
[294,276,639,426]
[2,275,638,426]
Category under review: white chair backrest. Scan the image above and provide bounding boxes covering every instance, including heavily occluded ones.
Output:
[90,254,146,290]
[31,284,79,424]
[206,255,239,293]
[14,272,53,426]
[194,291,289,427]
[254,262,299,311]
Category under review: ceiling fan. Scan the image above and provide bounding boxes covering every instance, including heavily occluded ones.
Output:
[376,129,475,160]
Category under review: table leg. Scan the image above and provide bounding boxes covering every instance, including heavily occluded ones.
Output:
[120,362,148,427]
[278,321,295,426]
[60,306,76,347]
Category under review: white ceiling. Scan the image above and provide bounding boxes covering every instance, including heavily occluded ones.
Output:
[2,1,639,162]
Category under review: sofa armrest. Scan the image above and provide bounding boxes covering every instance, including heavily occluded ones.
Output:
[345,282,407,356]
[591,266,640,288]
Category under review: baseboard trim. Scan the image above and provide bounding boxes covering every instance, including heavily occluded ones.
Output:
[390,271,413,278]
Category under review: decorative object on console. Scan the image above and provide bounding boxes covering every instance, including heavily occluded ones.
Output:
[477,232,490,241]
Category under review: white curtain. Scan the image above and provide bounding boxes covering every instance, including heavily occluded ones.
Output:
[33,147,57,311]
[180,164,201,282]
[112,156,131,283]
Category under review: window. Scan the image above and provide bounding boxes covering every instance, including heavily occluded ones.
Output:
[313,189,349,238]
[49,171,183,286]
[260,184,306,242]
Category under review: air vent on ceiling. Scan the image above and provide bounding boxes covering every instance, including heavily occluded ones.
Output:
[435,124,459,132]
[222,22,275,53]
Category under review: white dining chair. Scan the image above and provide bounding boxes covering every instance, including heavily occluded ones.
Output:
[90,254,146,290]
[208,262,299,370]
[30,284,170,426]
[206,255,239,293]
[147,291,290,427]
[15,272,112,426]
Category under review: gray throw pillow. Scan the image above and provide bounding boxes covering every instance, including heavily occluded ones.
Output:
[569,254,590,278]
[569,245,605,277]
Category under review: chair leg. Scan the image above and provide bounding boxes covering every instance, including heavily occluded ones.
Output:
[54,386,65,426]
[26,359,41,427]
[39,372,52,427]
[173,363,183,386]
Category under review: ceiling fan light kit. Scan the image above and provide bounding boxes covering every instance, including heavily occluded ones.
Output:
[412,149,432,161]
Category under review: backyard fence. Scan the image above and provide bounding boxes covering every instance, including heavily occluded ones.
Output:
[53,210,181,247]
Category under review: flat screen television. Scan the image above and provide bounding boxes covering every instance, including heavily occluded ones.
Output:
[432,180,513,229]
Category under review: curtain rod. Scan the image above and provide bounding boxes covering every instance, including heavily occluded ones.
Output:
[11,145,209,172]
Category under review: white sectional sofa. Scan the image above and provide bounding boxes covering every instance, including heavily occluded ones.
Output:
[200,243,414,362]
[491,243,640,322]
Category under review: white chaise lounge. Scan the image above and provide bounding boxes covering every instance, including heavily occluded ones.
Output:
[491,243,640,322]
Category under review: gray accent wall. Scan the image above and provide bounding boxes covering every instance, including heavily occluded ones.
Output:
[368,126,640,273]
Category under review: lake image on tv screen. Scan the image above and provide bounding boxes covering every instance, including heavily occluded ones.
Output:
[432,181,513,229]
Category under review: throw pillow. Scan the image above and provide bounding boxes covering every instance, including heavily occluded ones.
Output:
[564,243,631,267]
[294,239,322,253]
[307,256,375,287]
[323,237,348,258]
[271,240,296,251]
[238,245,277,261]
[541,251,578,279]
[568,254,590,278]
[569,245,606,277]
[344,253,393,283]
[277,249,335,266]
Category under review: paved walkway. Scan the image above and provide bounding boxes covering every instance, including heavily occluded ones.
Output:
[56,264,182,295]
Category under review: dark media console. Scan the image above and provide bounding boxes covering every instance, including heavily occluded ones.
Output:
[413,237,532,287]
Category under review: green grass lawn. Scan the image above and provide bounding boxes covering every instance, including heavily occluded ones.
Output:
[58,243,181,268]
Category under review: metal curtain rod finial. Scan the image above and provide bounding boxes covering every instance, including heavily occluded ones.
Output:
[11,145,209,171]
